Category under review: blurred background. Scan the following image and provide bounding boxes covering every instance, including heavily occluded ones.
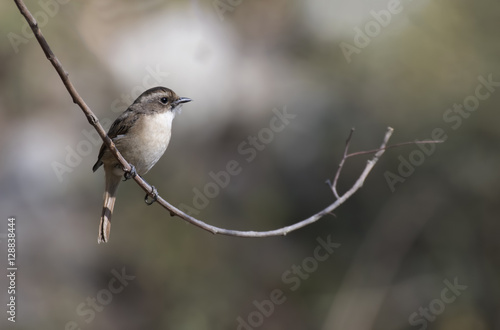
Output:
[0,0,499,329]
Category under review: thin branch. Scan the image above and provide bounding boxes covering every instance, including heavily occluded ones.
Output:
[13,0,408,238]
[324,138,443,197]
[329,128,355,199]
[346,140,443,158]
[12,0,130,172]
[149,127,394,237]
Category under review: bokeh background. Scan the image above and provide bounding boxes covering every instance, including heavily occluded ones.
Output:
[0,0,499,329]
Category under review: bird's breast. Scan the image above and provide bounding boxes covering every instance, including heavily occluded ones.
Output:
[119,111,175,174]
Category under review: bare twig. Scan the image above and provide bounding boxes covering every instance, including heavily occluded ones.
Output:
[12,0,429,238]
[346,140,443,158]
[329,128,355,199]
[324,138,444,197]
[12,0,131,173]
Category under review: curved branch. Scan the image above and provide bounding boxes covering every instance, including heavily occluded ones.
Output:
[150,127,393,237]
[13,0,411,237]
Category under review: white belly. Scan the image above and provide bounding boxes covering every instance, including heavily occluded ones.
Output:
[117,111,175,175]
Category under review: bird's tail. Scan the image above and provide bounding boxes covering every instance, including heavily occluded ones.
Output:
[98,172,121,243]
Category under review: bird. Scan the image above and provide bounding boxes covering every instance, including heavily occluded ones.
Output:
[92,86,191,243]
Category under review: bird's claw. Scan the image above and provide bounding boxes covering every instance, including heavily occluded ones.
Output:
[123,165,137,181]
[145,185,158,205]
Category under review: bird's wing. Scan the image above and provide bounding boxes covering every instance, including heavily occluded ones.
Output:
[92,110,141,172]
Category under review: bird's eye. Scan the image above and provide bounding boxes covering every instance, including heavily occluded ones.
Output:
[160,97,168,104]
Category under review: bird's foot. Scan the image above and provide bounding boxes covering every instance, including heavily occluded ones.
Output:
[123,165,137,181]
[145,185,158,205]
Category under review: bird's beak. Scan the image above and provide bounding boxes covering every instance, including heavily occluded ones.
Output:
[175,97,192,105]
